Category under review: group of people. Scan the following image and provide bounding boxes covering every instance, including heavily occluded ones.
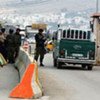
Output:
[0,27,47,67]
[0,28,21,66]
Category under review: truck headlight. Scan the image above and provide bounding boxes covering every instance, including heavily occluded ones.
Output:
[89,50,95,60]
[59,50,65,57]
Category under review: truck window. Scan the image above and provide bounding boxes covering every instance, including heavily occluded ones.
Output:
[67,29,70,38]
[71,30,74,38]
[63,30,66,38]
[75,30,78,39]
[87,31,90,39]
[79,30,82,39]
[83,31,86,39]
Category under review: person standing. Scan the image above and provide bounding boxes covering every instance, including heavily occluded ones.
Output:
[34,29,47,66]
[1,28,6,37]
[6,29,15,63]
[0,29,7,61]
[13,28,21,59]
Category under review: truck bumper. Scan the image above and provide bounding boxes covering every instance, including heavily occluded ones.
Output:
[57,58,96,64]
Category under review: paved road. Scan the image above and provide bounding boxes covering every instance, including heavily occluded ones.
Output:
[0,63,48,100]
[39,53,100,100]
[0,53,100,100]
[0,64,19,100]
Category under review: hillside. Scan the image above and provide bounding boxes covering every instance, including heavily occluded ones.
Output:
[0,0,98,29]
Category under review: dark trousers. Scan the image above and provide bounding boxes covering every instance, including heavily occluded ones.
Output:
[6,47,15,63]
[34,47,46,64]
[14,46,20,59]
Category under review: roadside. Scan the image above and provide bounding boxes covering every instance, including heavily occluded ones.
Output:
[38,53,100,100]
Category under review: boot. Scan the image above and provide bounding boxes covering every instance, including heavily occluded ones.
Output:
[40,63,44,67]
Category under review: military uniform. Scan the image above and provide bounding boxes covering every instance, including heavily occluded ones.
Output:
[34,29,46,66]
[0,32,7,61]
[6,30,15,63]
[13,29,21,59]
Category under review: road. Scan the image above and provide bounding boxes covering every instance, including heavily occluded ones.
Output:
[0,64,19,100]
[0,52,100,100]
[38,52,100,100]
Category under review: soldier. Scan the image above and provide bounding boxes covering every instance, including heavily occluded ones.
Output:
[0,29,7,61]
[34,29,47,66]
[6,29,15,63]
[0,31,5,45]
[1,28,7,38]
[13,28,21,59]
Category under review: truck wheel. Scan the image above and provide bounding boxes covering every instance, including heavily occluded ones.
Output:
[53,59,57,67]
[57,62,62,69]
[87,65,93,70]
[82,64,86,69]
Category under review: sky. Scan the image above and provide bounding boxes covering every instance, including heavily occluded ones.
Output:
[0,0,99,14]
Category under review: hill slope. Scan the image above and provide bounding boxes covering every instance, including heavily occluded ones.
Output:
[0,0,98,29]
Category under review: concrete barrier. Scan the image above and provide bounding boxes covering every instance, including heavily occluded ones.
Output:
[9,47,42,99]
[0,53,7,66]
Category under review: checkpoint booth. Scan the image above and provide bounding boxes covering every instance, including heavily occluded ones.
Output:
[91,13,100,65]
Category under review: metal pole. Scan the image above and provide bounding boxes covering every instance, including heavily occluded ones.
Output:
[96,0,99,12]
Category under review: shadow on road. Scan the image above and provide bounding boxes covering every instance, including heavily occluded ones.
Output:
[43,64,86,71]
[59,66,84,70]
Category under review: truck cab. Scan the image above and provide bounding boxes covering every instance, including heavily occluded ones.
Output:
[53,28,96,70]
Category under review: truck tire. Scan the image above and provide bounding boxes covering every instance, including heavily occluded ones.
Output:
[57,62,62,69]
[87,65,93,70]
[82,64,86,69]
[53,58,57,67]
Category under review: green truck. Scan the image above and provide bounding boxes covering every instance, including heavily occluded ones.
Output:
[53,28,96,70]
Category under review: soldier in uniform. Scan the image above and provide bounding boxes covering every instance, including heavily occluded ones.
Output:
[34,29,47,66]
[13,28,21,59]
[6,29,15,63]
[0,28,7,61]
[1,28,7,38]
